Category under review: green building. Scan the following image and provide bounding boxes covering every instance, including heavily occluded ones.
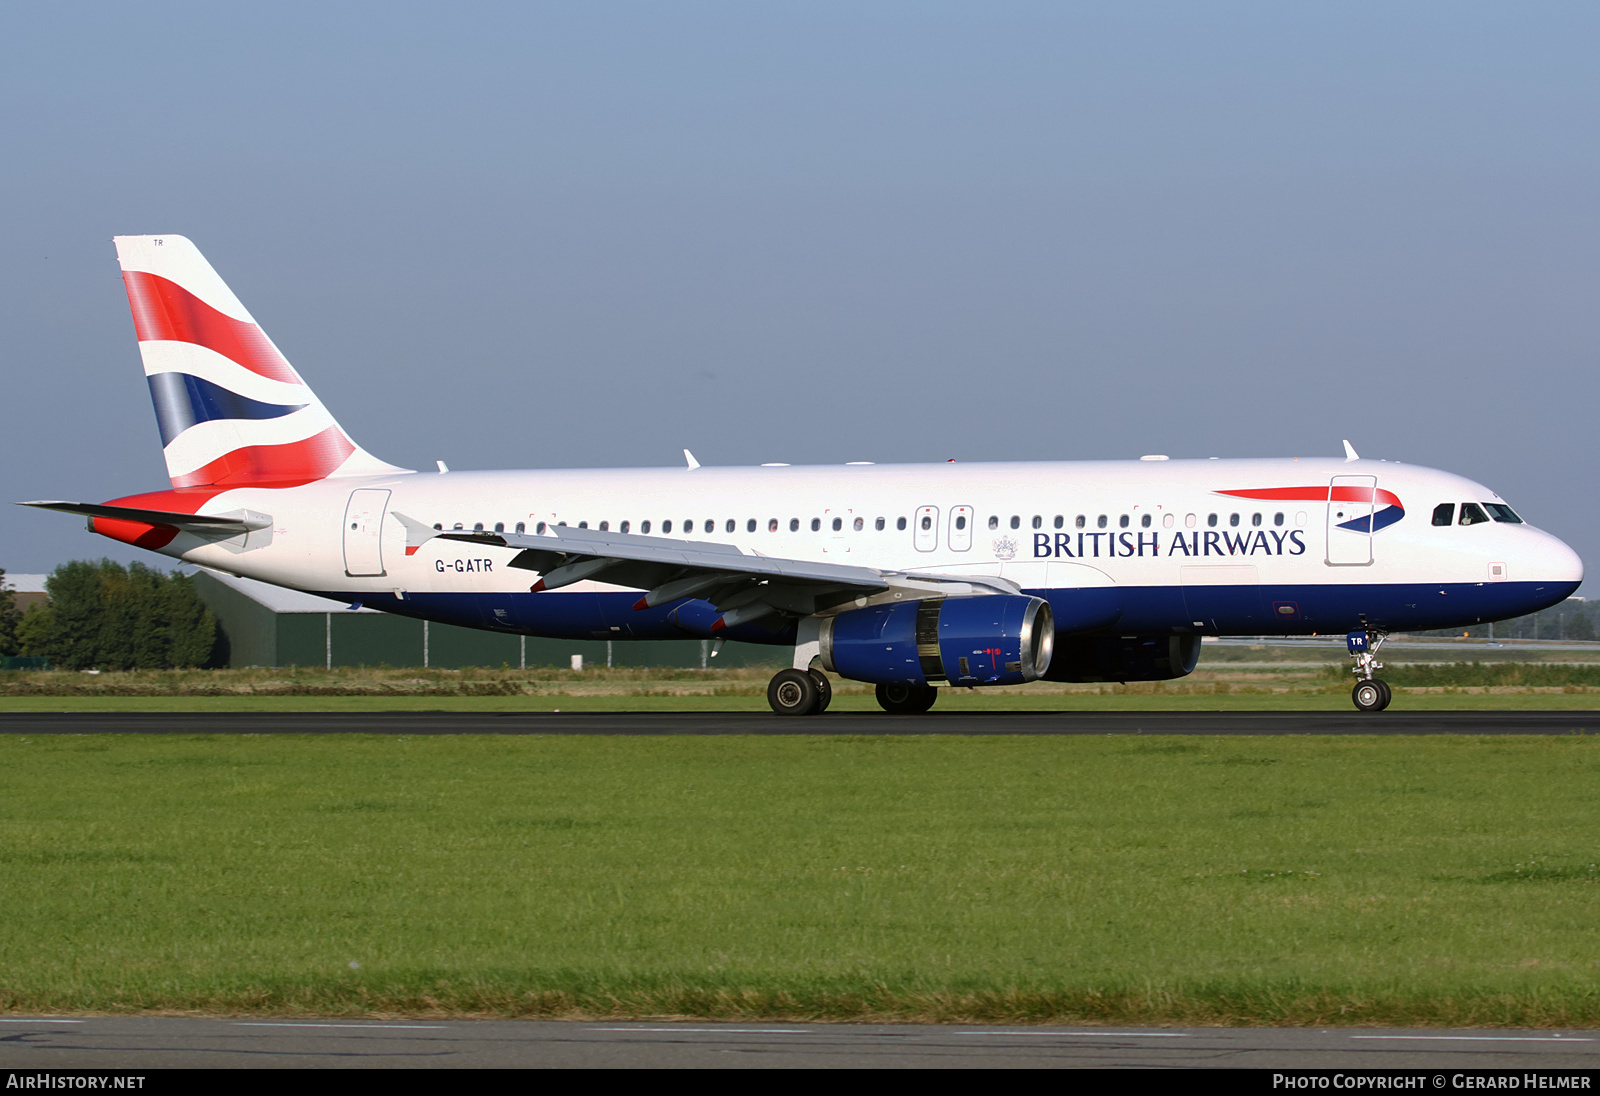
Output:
[192,570,776,670]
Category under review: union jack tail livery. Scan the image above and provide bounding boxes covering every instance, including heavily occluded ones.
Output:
[115,235,406,488]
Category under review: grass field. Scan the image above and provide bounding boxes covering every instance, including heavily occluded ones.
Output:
[2,732,1597,1025]
[5,662,1600,711]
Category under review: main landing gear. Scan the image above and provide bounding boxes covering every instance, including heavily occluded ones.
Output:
[767,668,833,716]
[875,682,938,714]
[1347,628,1392,712]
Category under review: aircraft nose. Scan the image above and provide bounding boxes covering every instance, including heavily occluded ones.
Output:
[1526,529,1584,588]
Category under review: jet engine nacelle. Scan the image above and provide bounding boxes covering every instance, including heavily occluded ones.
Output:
[1041,634,1202,683]
[820,595,1054,687]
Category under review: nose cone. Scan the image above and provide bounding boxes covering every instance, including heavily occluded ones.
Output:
[1533,530,1585,587]
[1519,529,1584,608]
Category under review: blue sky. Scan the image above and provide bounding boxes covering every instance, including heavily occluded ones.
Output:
[3,2,1597,588]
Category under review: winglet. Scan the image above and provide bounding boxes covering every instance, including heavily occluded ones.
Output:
[684,449,700,470]
[1342,440,1359,462]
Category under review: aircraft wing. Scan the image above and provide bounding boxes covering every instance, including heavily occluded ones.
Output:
[394,513,1020,628]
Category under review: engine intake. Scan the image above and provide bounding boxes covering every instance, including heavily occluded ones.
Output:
[820,595,1054,687]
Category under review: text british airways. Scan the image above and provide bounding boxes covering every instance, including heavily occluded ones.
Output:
[1033,530,1307,559]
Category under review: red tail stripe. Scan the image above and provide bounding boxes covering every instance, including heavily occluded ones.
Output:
[169,425,355,488]
[90,487,228,550]
[1217,486,1402,508]
[123,271,301,386]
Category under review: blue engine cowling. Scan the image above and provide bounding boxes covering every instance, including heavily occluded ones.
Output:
[819,595,1054,687]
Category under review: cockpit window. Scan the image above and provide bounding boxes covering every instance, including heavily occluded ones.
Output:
[1432,503,1455,527]
[1485,503,1523,524]
[1458,502,1491,526]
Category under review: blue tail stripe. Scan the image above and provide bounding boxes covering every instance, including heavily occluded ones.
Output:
[147,372,308,446]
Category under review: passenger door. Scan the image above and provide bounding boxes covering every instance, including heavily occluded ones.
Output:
[342,489,391,577]
[1326,475,1377,565]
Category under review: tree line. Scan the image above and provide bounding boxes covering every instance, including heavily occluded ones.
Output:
[0,561,216,669]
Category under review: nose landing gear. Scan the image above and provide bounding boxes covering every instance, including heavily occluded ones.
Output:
[1347,628,1392,712]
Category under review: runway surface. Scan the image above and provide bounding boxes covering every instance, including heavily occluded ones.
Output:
[1,710,1598,735]
[1,1017,1597,1069]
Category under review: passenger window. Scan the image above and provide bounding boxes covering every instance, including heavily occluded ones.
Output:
[811,518,821,532]
[494,522,505,533]
[1054,515,1064,529]
[790,518,800,532]
[1207,514,1218,527]
[1118,515,1129,528]
[514,522,524,534]
[640,520,650,534]
[705,519,714,534]
[474,522,484,531]
[853,516,864,531]
[1250,513,1261,527]
[1432,503,1455,527]
[1097,515,1108,528]
[896,517,907,531]
[1075,515,1086,529]
[726,519,735,533]
[1163,513,1174,529]
[832,517,842,531]
[1274,512,1284,527]
[955,516,967,530]
[921,515,932,531]
[769,518,779,532]
[576,521,586,529]
[1459,503,1490,526]
[875,517,885,531]
[536,522,547,534]
[1010,515,1020,530]
[1185,514,1196,528]
[747,519,756,533]
[1032,515,1042,529]
[1141,514,1152,528]
[620,521,629,533]
[662,520,672,533]
[1228,514,1239,527]
[988,515,999,530]
[598,521,609,531]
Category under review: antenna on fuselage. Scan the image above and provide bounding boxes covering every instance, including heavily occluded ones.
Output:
[683,449,700,470]
[1342,440,1360,462]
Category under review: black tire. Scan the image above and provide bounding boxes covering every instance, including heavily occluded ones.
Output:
[808,669,833,714]
[1373,679,1392,711]
[768,668,820,716]
[1352,679,1385,712]
[875,681,938,714]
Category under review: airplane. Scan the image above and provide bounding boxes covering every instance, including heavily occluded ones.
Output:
[20,235,1585,714]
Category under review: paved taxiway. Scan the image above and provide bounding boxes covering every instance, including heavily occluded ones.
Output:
[1,1018,1598,1069]
[1,710,1597,735]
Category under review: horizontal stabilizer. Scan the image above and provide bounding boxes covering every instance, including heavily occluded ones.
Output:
[17,500,271,536]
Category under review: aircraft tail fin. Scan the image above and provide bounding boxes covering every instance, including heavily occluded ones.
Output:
[114,235,409,488]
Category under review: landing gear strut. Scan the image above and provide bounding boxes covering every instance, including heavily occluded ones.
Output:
[1347,628,1392,712]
